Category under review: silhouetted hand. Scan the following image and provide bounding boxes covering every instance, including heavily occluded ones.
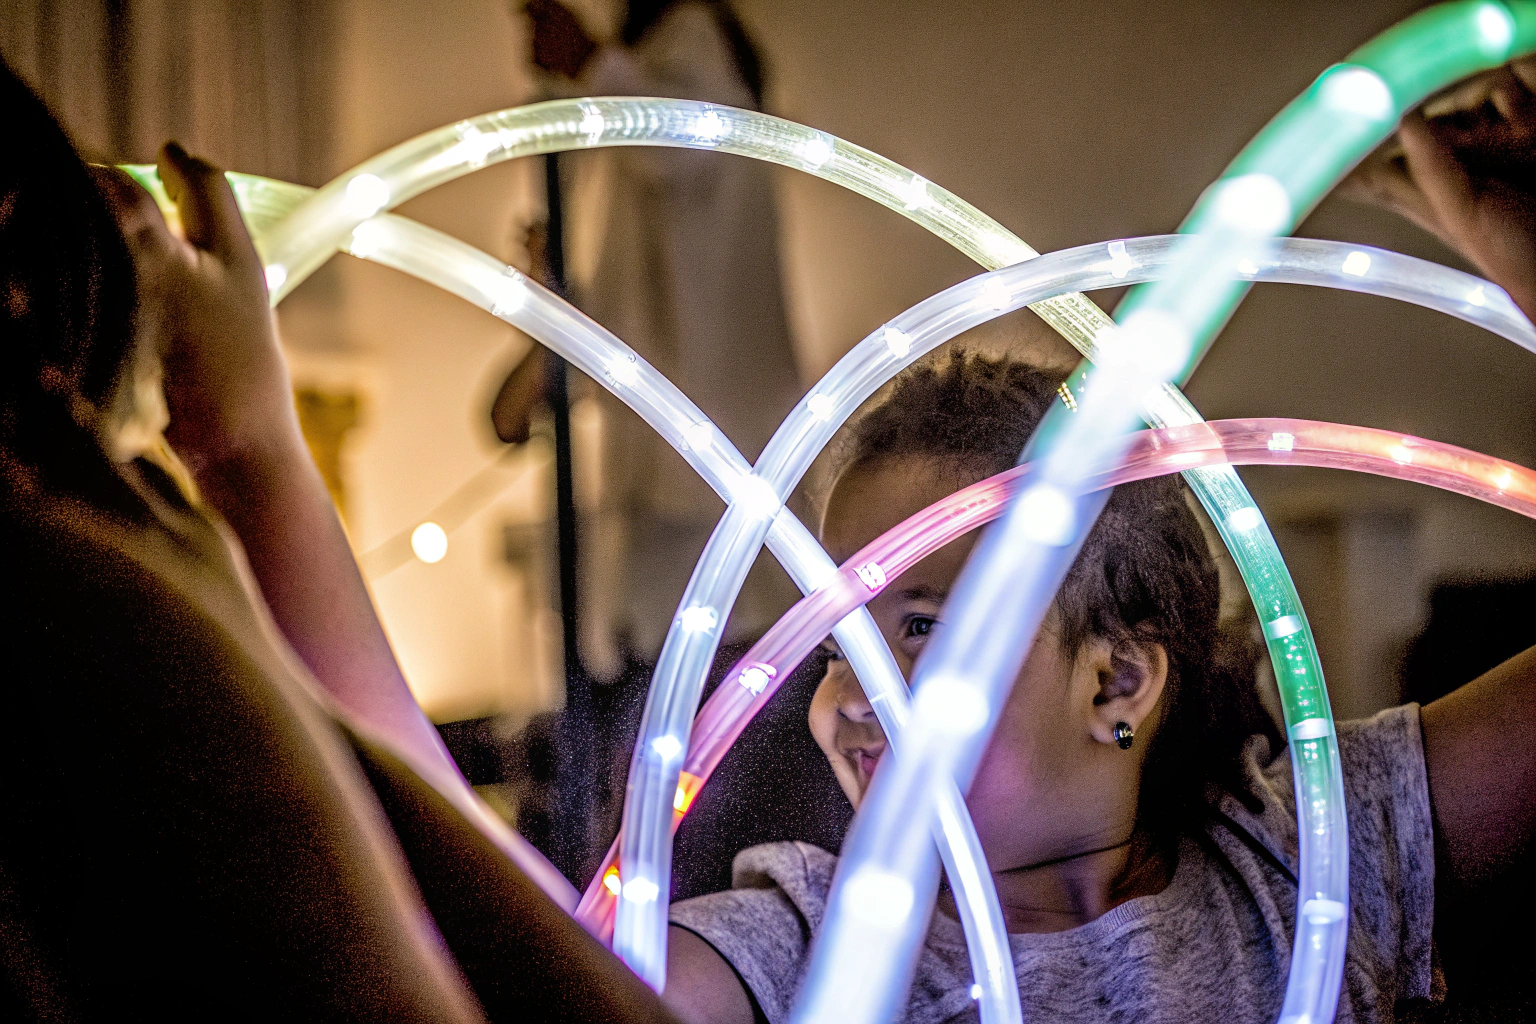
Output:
[526,0,597,79]
[1341,57,1536,319]
[93,143,301,481]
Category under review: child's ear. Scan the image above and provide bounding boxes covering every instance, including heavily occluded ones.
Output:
[1086,638,1168,748]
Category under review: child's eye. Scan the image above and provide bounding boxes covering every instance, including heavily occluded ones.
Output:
[819,641,844,662]
[903,615,937,640]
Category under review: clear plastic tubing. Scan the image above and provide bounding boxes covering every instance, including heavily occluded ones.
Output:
[617,413,1536,877]
[798,6,1536,1024]
[236,94,1341,993]
[122,163,1016,1020]
[573,237,1536,933]
[129,149,1533,1016]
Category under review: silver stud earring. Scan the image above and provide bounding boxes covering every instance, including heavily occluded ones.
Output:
[1113,722,1134,750]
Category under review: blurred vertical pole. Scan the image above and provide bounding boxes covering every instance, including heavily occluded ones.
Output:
[545,151,595,883]
[102,0,134,160]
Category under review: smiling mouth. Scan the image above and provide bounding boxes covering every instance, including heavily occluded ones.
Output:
[851,746,884,782]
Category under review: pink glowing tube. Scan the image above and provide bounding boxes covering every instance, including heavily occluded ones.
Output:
[576,415,1536,932]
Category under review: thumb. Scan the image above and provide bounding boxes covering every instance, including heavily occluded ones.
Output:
[158,141,260,270]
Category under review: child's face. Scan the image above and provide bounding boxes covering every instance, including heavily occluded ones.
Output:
[813,456,1161,870]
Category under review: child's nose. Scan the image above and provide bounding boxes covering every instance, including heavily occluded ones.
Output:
[830,664,878,723]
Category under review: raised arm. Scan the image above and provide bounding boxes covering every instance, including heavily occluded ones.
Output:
[1343,59,1536,897]
[98,148,462,787]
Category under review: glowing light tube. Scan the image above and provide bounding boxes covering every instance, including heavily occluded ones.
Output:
[126,62,1532,1006]
[575,244,1536,932]
[578,412,1536,924]
[129,149,1535,1016]
[800,6,1536,1024]
[172,94,1340,992]
[123,163,1021,1021]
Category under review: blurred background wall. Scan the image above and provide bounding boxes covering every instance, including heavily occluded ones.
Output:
[7,0,1535,729]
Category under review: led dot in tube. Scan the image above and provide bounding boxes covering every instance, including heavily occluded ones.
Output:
[738,663,776,695]
[901,174,931,211]
[803,558,841,592]
[452,124,502,166]
[799,133,834,170]
[1290,717,1332,741]
[914,677,989,735]
[1117,308,1190,380]
[970,985,983,1001]
[348,219,388,260]
[1302,898,1347,925]
[692,109,729,142]
[1390,443,1414,464]
[1236,257,1260,276]
[651,735,683,761]
[855,561,888,591]
[807,393,835,421]
[1107,239,1134,280]
[1265,614,1304,640]
[607,354,641,387]
[622,877,660,903]
[979,278,1011,312]
[679,606,718,633]
[1268,432,1296,452]
[1341,251,1371,276]
[1319,66,1394,121]
[578,104,605,143]
[411,522,449,564]
[1495,467,1515,492]
[730,474,782,519]
[1227,506,1263,532]
[1210,173,1291,234]
[489,270,528,317]
[264,263,288,293]
[1467,285,1487,307]
[1477,3,1515,52]
[843,868,915,928]
[344,173,391,218]
[984,233,1033,267]
[603,868,622,896]
[1018,484,1075,546]
[683,420,714,452]
[882,326,913,358]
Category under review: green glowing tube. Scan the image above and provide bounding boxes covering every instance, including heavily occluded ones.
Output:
[117,75,1399,1006]
[799,6,1536,1024]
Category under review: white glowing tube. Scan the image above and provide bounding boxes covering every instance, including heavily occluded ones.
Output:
[206,98,1332,994]
[126,157,1023,1013]
[124,74,1535,1013]
[160,147,1536,1014]
[797,8,1536,1024]
[356,213,1535,1014]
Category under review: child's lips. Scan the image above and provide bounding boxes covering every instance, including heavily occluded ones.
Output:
[854,746,884,781]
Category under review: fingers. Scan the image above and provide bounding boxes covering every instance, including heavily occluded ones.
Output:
[1489,65,1536,122]
[1395,110,1484,249]
[1337,150,1441,233]
[158,141,260,270]
[1512,55,1536,94]
[1423,67,1502,118]
[88,165,192,271]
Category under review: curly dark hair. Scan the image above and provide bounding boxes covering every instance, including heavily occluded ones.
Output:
[831,349,1277,853]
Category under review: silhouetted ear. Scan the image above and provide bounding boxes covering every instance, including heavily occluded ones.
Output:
[1088,638,1168,748]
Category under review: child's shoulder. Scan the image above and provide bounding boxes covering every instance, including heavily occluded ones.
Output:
[730,841,837,914]
[670,842,836,1022]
